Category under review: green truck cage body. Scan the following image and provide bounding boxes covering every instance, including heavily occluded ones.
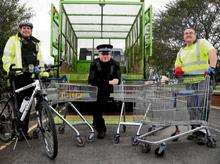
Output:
[51,0,153,82]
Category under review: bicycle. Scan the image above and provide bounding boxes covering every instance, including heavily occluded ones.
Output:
[0,64,58,159]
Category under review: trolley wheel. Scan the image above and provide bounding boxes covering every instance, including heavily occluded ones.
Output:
[32,129,39,139]
[155,147,165,157]
[114,134,120,144]
[148,125,156,135]
[131,136,139,146]
[147,126,153,132]
[155,142,166,157]
[206,137,216,148]
[141,144,151,153]
[122,125,126,133]
[58,126,65,134]
[75,136,85,147]
[87,132,95,142]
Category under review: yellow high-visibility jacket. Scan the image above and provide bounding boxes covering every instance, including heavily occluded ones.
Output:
[175,39,215,83]
[2,33,44,73]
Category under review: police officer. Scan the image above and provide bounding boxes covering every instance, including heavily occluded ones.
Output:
[2,21,44,140]
[88,44,121,139]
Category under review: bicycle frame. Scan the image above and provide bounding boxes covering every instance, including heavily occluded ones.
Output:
[0,65,59,158]
[13,79,41,121]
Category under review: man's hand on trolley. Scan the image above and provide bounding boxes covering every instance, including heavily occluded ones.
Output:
[174,66,184,78]
[109,78,119,85]
[207,66,216,76]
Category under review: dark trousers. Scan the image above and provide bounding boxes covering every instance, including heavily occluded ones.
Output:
[14,73,34,134]
[185,79,211,132]
[92,100,107,133]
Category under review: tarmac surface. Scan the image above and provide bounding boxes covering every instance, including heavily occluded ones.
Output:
[0,108,220,164]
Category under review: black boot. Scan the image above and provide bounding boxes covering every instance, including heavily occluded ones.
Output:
[97,131,106,139]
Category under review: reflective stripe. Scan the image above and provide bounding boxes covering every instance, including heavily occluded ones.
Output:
[184,70,206,75]
[195,40,200,61]
[179,40,208,75]
[183,64,208,74]
[183,75,205,84]
[182,40,203,67]
[183,60,207,67]
[177,48,183,57]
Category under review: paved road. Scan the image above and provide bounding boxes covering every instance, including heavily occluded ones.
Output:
[1,108,220,164]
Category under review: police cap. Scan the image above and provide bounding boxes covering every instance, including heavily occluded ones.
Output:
[96,44,113,53]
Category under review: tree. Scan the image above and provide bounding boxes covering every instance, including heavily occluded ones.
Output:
[0,0,33,75]
[151,0,220,75]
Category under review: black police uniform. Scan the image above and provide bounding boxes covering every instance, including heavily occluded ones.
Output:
[15,33,40,138]
[88,45,121,135]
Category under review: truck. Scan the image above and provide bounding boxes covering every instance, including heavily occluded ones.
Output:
[50,0,153,83]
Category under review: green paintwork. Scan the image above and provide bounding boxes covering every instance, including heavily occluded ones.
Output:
[50,0,153,81]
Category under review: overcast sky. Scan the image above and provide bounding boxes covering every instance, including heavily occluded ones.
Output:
[19,0,170,63]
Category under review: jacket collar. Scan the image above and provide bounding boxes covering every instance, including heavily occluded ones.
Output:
[17,32,40,43]
[183,38,198,47]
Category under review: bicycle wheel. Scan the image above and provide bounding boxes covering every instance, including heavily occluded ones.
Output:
[0,99,13,142]
[38,100,58,159]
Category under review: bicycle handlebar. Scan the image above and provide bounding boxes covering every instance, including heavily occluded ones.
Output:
[9,61,62,73]
[9,64,25,72]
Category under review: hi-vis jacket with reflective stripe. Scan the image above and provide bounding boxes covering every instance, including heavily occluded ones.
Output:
[175,39,214,83]
[2,33,44,73]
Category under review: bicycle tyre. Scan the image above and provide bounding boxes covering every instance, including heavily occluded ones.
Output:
[0,99,13,142]
[38,100,58,159]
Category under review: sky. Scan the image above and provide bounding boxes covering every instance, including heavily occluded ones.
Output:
[19,0,170,64]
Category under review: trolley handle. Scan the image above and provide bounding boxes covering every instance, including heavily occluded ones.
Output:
[41,58,64,72]
[182,74,207,77]
[121,76,145,85]
[174,74,211,82]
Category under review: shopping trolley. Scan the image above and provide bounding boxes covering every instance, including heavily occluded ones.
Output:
[45,82,97,146]
[111,84,147,143]
[135,76,216,156]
